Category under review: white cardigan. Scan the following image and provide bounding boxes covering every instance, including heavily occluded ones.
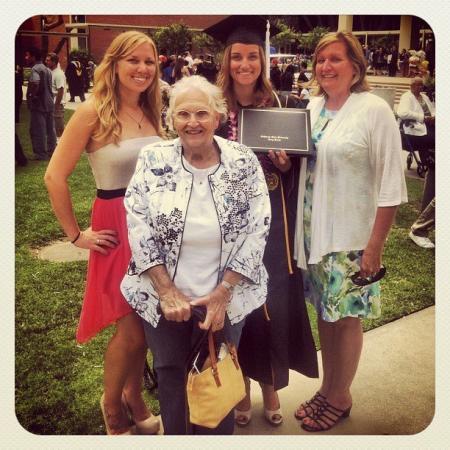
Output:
[397,90,435,136]
[294,92,408,268]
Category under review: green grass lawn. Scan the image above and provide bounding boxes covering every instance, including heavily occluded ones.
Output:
[15,106,434,434]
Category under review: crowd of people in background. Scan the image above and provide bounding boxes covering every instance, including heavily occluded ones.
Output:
[15,38,435,163]
[159,51,220,85]
[363,42,435,83]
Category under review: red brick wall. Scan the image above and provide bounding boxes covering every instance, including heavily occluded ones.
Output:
[16,15,228,67]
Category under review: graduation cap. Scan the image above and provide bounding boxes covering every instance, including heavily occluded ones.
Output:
[203,15,280,48]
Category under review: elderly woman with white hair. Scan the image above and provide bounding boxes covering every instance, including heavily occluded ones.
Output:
[120,75,271,435]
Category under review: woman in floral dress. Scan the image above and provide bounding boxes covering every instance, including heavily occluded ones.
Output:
[294,31,407,432]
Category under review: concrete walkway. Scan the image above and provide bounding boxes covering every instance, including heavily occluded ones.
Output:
[235,306,435,435]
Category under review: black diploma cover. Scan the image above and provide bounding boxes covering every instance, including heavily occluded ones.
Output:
[238,107,313,156]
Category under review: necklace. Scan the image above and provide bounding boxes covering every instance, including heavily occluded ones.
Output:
[124,108,145,129]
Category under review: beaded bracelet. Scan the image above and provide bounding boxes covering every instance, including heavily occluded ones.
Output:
[71,231,81,244]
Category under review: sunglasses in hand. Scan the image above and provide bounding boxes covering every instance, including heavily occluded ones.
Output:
[351,266,386,286]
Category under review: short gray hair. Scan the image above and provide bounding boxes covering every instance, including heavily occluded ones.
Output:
[166,75,228,131]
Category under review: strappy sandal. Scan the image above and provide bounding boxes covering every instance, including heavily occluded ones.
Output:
[301,401,351,432]
[294,391,326,420]
[234,407,252,427]
[264,407,283,426]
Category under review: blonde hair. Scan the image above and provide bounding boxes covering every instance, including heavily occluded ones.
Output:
[91,31,163,143]
[311,31,370,97]
[166,75,228,131]
[217,44,274,110]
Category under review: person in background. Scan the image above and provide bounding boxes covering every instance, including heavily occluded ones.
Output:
[120,75,271,434]
[25,46,56,161]
[409,197,435,248]
[387,45,398,77]
[408,51,420,77]
[269,58,281,91]
[45,52,66,138]
[419,61,434,101]
[65,56,86,102]
[183,50,194,74]
[205,15,318,428]
[297,82,310,109]
[280,63,295,96]
[15,60,24,124]
[87,59,97,87]
[373,46,385,76]
[162,55,176,85]
[15,60,28,166]
[173,56,190,82]
[45,31,162,435]
[294,31,407,432]
[399,48,409,77]
[397,77,435,166]
[297,60,310,83]
[196,54,219,83]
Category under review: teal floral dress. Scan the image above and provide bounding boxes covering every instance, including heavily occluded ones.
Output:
[302,107,381,322]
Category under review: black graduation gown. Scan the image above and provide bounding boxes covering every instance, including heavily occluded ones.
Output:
[217,94,319,390]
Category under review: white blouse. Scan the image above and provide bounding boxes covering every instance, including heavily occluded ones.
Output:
[174,157,221,299]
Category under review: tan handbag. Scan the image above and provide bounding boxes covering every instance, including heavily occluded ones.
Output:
[186,329,246,428]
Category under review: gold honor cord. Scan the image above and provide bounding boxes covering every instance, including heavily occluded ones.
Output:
[279,177,294,275]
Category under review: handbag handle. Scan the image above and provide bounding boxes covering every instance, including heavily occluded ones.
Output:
[207,329,241,388]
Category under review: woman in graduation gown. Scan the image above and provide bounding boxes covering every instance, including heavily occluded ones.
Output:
[204,16,318,427]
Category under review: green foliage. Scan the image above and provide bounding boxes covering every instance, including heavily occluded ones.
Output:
[191,32,223,57]
[15,105,434,433]
[272,19,302,49]
[371,35,398,50]
[154,23,193,55]
[299,26,330,53]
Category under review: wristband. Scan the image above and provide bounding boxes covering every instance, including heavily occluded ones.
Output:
[71,231,81,244]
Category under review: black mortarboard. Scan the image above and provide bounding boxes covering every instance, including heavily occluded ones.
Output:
[203,15,280,48]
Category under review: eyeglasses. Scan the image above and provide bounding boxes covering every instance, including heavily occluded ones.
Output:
[173,109,212,123]
[351,266,386,286]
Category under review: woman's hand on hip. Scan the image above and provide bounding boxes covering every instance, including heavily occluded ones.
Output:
[159,287,192,322]
[190,284,231,332]
[74,227,119,255]
[268,150,292,172]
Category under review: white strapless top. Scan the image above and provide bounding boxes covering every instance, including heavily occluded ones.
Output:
[87,136,161,190]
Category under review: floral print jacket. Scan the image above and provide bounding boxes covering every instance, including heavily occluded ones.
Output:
[120,135,271,327]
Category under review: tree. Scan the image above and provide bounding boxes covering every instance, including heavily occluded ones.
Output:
[271,20,301,53]
[299,26,329,54]
[191,32,223,58]
[153,23,193,55]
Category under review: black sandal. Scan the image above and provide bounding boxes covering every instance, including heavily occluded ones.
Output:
[294,391,326,420]
[301,401,351,432]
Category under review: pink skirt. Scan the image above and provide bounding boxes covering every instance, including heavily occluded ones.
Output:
[76,196,134,343]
